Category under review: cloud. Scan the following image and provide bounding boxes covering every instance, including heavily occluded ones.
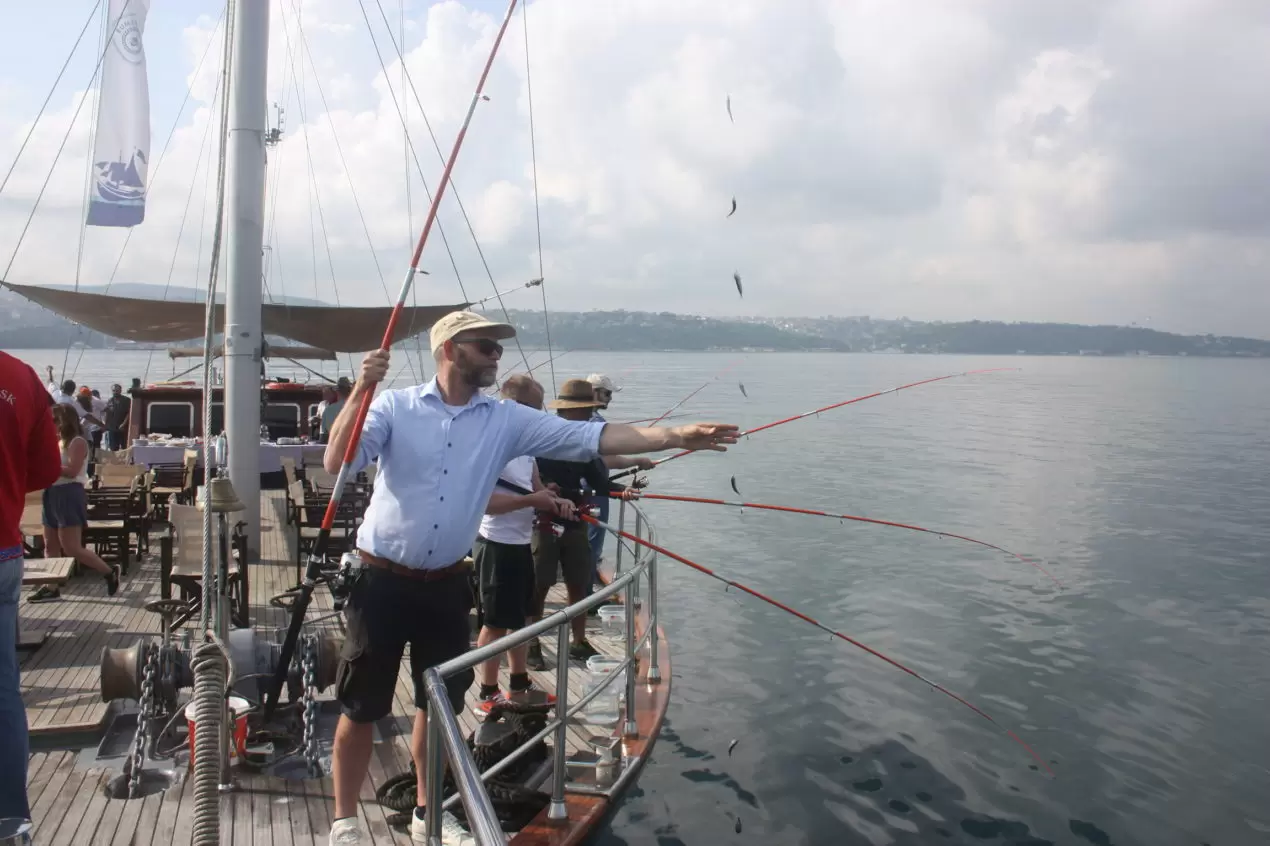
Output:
[1,0,1268,337]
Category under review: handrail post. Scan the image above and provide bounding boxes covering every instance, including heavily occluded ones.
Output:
[425,706,445,843]
[646,539,662,684]
[614,498,626,576]
[548,623,570,821]
[623,554,639,738]
[632,509,643,603]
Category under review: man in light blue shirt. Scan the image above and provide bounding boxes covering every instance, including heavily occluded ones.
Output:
[322,310,738,846]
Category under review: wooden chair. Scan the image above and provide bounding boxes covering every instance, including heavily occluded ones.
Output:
[162,504,246,630]
[84,489,134,575]
[295,494,364,583]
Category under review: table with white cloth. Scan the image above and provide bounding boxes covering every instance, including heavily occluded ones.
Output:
[130,442,327,473]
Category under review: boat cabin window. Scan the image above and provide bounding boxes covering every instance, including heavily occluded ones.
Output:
[209,402,224,436]
[263,402,302,439]
[146,401,195,438]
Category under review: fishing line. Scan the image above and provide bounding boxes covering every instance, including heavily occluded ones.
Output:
[645,357,745,426]
[625,491,1061,588]
[582,514,1054,774]
[612,367,1020,480]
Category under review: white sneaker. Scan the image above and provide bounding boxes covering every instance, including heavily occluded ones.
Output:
[329,817,367,845]
[409,808,475,845]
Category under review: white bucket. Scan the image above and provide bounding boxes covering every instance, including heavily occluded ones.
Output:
[598,605,626,637]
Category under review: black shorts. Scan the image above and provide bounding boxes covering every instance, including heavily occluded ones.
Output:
[474,537,534,630]
[532,524,592,601]
[334,565,475,723]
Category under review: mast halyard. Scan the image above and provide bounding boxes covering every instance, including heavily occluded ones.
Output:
[223,0,270,561]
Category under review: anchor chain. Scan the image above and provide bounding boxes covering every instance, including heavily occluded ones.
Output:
[128,641,160,798]
[301,634,321,775]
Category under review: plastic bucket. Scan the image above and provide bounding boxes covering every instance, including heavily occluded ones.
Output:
[598,605,626,636]
[184,695,250,765]
[586,655,626,691]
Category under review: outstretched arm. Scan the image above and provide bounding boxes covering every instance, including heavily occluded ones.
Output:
[597,422,738,456]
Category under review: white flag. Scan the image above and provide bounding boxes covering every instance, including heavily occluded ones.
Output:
[87,0,151,227]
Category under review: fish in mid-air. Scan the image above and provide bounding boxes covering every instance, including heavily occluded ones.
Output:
[733,271,742,297]
[728,197,737,217]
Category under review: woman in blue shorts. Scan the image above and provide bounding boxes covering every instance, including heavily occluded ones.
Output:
[42,405,119,594]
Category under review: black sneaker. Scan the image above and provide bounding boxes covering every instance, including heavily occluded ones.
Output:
[526,641,547,671]
[105,565,121,596]
[569,640,599,662]
[27,586,61,604]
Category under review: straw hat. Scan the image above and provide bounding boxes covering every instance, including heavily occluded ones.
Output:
[547,378,602,410]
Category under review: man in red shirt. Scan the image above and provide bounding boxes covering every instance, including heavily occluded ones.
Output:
[0,351,61,821]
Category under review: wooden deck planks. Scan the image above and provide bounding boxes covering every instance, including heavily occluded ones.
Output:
[24,489,664,846]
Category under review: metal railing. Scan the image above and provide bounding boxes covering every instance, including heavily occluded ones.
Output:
[419,499,661,845]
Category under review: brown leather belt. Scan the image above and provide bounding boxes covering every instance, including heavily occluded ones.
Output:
[358,550,469,582]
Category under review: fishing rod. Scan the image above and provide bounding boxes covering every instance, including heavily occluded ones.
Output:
[582,513,1054,774]
[624,491,1061,588]
[526,348,571,376]
[263,0,522,721]
[621,412,690,425]
[469,277,542,309]
[612,367,1019,480]
[645,357,743,426]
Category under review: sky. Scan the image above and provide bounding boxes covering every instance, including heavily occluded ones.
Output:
[1,0,1268,338]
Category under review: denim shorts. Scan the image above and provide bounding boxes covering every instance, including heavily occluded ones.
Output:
[42,483,88,529]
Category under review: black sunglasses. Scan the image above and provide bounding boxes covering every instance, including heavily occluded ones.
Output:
[454,337,504,357]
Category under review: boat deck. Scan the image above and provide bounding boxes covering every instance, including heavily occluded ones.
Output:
[19,489,671,845]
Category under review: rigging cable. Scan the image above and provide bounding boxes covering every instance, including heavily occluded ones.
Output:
[98,7,229,297]
[368,0,531,369]
[1,0,136,284]
[355,0,470,305]
[403,0,427,382]
[141,72,225,385]
[61,1,109,385]
[0,0,105,199]
[522,1,555,395]
[264,0,524,722]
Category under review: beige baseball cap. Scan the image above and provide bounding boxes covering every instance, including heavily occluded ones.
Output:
[429,310,517,354]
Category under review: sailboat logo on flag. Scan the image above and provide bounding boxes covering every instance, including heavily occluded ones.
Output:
[87,0,152,228]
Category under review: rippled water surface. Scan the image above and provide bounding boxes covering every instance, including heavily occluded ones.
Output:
[17,349,1270,845]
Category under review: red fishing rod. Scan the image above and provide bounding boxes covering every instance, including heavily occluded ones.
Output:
[612,367,1018,480]
[625,491,1061,588]
[263,0,522,720]
[582,513,1054,774]
[645,357,744,426]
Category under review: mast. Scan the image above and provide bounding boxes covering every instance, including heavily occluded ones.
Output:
[223,0,270,560]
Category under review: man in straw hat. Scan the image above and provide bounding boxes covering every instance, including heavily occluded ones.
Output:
[322,310,738,845]
[525,378,635,668]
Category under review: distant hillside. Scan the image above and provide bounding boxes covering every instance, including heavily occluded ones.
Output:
[742,316,1270,357]
[2,283,1267,356]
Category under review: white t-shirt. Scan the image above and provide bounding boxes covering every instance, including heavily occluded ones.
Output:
[46,382,80,414]
[479,455,536,545]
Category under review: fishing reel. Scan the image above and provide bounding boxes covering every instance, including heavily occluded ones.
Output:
[535,505,599,537]
[327,550,367,611]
